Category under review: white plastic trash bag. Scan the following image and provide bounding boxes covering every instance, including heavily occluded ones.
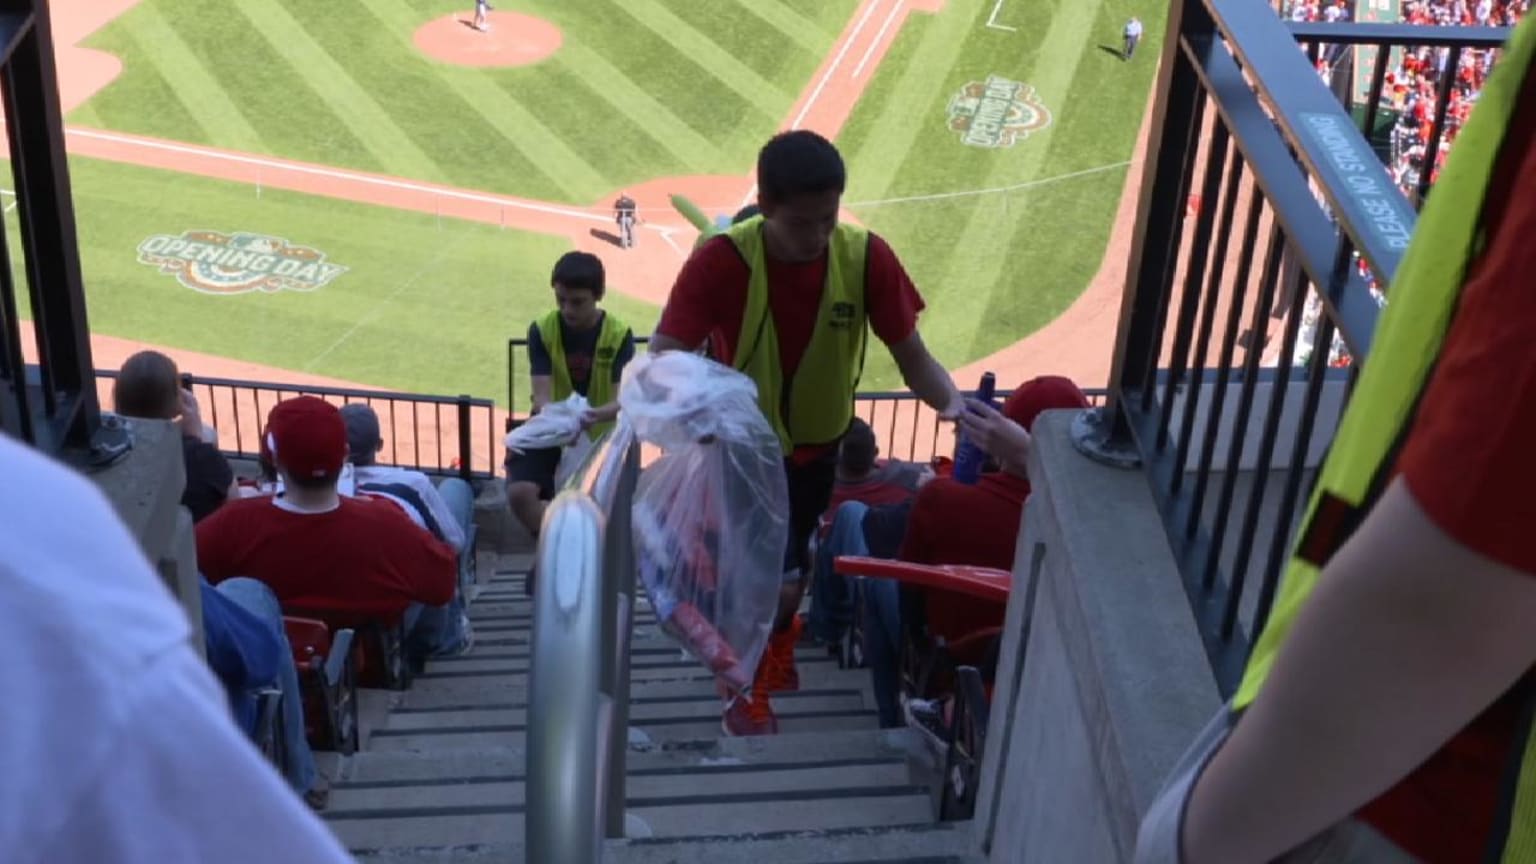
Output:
[505,394,589,454]
[621,352,787,694]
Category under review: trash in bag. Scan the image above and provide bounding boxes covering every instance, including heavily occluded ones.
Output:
[621,352,788,694]
[505,394,589,454]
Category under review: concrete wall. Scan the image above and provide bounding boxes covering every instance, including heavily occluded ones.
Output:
[89,416,204,654]
[973,410,1222,862]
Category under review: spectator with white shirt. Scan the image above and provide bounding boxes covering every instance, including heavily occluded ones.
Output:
[341,402,477,601]
[0,433,353,864]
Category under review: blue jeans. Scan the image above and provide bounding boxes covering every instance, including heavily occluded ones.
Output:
[435,477,476,598]
[809,501,870,644]
[404,595,469,657]
[215,577,318,794]
[862,577,904,729]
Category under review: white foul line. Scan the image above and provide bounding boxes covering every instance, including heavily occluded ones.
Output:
[790,0,886,131]
[61,126,614,226]
[986,0,1017,32]
[743,0,891,206]
[854,0,906,80]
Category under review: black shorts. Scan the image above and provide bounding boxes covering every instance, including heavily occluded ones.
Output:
[505,446,562,500]
[783,449,838,578]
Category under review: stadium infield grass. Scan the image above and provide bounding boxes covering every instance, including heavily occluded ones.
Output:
[10,156,660,406]
[58,0,1162,396]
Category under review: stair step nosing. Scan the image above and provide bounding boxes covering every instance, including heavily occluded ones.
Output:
[330,755,907,790]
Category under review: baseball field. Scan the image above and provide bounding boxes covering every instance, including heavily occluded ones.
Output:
[22,0,1162,405]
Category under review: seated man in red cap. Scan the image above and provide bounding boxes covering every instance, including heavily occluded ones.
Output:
[196,397,469,658]
[861,376,1091,727]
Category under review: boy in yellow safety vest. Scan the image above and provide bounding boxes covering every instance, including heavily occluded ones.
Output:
[506,252,634,555]
[1139,17,1536,864]
[651,130,963,736]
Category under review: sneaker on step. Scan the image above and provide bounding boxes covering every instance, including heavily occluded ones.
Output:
[722,692,778,736]
[754,614,803,694]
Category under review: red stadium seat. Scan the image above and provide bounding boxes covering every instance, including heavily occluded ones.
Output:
[284,616,359,754]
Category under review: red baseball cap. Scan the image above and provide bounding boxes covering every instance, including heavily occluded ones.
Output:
[264,396,347,480]
[1002,376,1090,432]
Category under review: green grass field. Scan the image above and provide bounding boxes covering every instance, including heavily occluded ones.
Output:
[58,0,1162,402]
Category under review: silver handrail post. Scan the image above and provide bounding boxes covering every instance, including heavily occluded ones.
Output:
[602,441,640,837]
[527,492,606,864]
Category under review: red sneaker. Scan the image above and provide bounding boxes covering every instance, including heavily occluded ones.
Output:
[722,692,778,736]
[754,614,803,694]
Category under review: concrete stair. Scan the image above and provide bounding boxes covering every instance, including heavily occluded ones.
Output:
[330,549,976,863]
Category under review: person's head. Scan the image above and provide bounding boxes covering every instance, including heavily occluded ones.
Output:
[113,350,181,421]
[1002,375,1092,433]
[264,396,348,492]
[550,251,606,329]
[756,131,846,263]
[838,418,879,477]
[339,403,383,467]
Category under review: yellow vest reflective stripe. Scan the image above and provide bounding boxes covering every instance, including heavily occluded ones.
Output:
[1233,18,1536,861]
[536,309,629,441]
[726,217,869,455]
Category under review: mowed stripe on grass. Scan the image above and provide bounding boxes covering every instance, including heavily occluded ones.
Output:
[940,0,1106,354]
[352,0,610,199]
[118,3,266,152]
[845,0,979,203]
[552,36,724,171]
[728,0,839,49]
[616,0,793,119]
[232,0,443,181]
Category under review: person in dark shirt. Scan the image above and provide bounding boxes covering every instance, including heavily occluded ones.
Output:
[112,350,235,523]
[508,252,636,543]
[614,193,638,248]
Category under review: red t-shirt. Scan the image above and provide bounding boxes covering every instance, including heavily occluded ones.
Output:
[655,231,926,461]
[1356,66,1536,864]
[196,496,457,622]
[897,472,1032,644]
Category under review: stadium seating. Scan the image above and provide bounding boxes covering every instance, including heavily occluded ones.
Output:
[284,617,358,755]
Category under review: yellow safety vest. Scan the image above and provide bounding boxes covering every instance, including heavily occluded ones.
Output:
[726,217,869,455]
[536,309,630,441]
[1233,18,1536,861]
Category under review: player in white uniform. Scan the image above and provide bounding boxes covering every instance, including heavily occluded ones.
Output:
[474,0,493,32]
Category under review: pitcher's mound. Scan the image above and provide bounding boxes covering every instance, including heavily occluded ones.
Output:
[414,13,563,68]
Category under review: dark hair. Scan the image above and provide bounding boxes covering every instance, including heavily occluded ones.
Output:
[731,204,761,224]
[838,418,878,476]
[551,251,606,299]
[284,475,335,492]
[113,350,181,420]
[757,131,846,203]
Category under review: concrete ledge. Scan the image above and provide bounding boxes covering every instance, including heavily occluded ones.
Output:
[976,410,1220,862]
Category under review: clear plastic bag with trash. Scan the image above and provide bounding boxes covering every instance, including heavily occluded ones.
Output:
[620,352,787,694]
[504,394,594,489]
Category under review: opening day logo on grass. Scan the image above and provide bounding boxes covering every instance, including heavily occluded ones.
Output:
[946,76,1052,149]
[136,230,348,295]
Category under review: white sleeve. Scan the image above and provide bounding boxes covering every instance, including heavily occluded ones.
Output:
[417,476,467,552]
[31,647,354,864]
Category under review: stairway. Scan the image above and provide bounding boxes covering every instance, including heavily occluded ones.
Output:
[324,550,978,863]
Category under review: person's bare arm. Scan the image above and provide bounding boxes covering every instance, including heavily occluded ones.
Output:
[530,375,553,414]
[887,332,963,419]
[1183,477,1536,863]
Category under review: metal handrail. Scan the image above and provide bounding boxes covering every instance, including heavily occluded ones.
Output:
[526,421,640,863]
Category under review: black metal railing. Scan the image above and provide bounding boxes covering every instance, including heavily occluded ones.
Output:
[96,369,499,481]
[508,335,1105,465]
[1080,0,1507,693]
[1285,21,1511,206]
[0,2,122,463]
